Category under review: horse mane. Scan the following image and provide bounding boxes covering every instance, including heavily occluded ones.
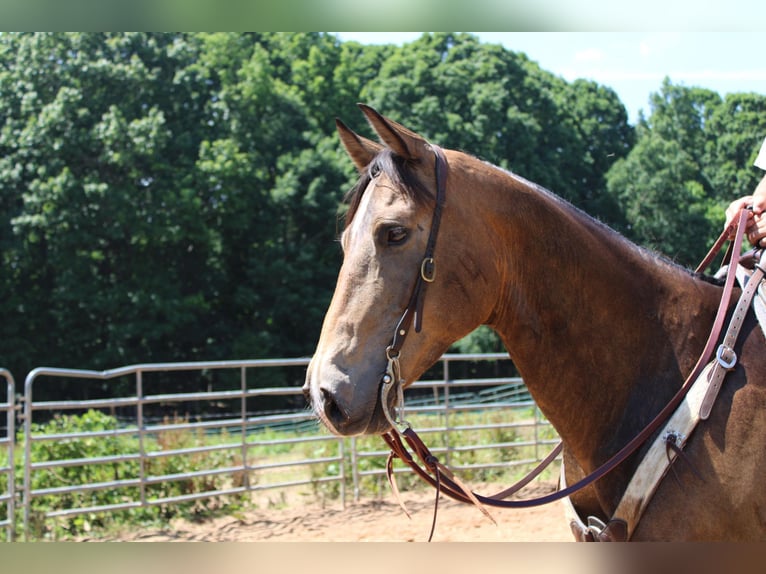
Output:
[343,149,433,230]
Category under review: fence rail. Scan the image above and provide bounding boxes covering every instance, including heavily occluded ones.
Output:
[2,354,559,541]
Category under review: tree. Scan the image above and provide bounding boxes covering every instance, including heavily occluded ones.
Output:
[0,32,356,387]
[605,79,766,267]
[1,33,219,376]
[191,33,353,360]
[703,92,766,207]
[606,133,711,264]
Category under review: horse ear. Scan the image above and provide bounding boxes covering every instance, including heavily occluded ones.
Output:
[358,103,431,161]
[336,118,383,172]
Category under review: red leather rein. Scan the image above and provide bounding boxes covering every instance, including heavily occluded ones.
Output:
[378,144,753,539]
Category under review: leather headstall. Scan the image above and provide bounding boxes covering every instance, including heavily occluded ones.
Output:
[380,144,447,431]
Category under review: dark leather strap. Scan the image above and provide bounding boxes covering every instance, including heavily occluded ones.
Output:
[387,145,448,357]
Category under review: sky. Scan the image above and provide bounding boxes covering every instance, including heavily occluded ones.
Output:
[334,32,766,125]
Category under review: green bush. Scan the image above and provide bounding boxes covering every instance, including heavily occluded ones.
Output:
[17,410,248,540]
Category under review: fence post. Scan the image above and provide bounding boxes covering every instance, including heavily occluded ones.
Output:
[351,436,359,503]
[22,370,35,541]
[534,405,540,462]
[240,366,250,491]
[0,369,14,542]
[136,370,146,507]
[339,438,346,509]
[443,356,451,467]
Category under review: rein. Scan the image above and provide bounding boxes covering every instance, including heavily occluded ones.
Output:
[378,145,755,541]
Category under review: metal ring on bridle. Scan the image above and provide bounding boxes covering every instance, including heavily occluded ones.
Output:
[380,345,410,431]
[421,257,436,282]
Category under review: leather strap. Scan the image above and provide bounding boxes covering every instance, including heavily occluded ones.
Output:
[381,145,448,430]
[387,144,447,357]
[583,253,765,540]
[700,261,765,419]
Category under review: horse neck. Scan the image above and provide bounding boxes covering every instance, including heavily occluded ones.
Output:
[467,162,723,471]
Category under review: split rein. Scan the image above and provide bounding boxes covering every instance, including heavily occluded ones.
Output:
[376,144,760,541]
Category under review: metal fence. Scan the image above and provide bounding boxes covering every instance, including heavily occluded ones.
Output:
[6,353,558,541]
[1,369,14,542]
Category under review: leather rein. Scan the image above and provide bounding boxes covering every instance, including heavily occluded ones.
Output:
[377,144,756,540]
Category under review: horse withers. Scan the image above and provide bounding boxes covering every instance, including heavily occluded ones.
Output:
[303,104,766,541]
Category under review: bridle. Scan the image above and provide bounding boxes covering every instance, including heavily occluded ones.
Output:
[379,143,447,431]
[376,144,759,541]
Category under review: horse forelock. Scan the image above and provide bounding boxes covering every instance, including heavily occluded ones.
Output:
[342,149,433,230]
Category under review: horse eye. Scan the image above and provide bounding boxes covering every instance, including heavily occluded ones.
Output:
[369,162,381,178]
[387,227,408,245]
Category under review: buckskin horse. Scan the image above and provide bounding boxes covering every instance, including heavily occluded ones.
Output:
[302,104,766,541]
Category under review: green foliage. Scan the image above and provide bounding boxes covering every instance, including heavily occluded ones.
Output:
[0,32,351,388]
[605,79,766,267]
[361,33,634,210]
[18,410,247,540]
[450,325,505,354]
[606,134,711,264]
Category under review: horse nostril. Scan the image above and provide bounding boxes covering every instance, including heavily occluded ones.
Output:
[321,387,347,426]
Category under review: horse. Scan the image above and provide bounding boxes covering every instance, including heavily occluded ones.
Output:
[302,104,766,541]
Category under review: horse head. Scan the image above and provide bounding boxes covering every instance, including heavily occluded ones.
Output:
[303,105,497,436]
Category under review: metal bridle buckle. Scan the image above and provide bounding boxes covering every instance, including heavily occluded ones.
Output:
[421,257,436,283]
[715,344,737,370]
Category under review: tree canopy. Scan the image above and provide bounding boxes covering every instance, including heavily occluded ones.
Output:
[1,32,764,392]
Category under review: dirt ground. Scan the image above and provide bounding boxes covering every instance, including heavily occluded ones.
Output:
[90,480,574,542]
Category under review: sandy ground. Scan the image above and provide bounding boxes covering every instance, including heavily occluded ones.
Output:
[88,481,574,542]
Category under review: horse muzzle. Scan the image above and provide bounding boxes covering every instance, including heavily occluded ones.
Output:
[303,359,394,436]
